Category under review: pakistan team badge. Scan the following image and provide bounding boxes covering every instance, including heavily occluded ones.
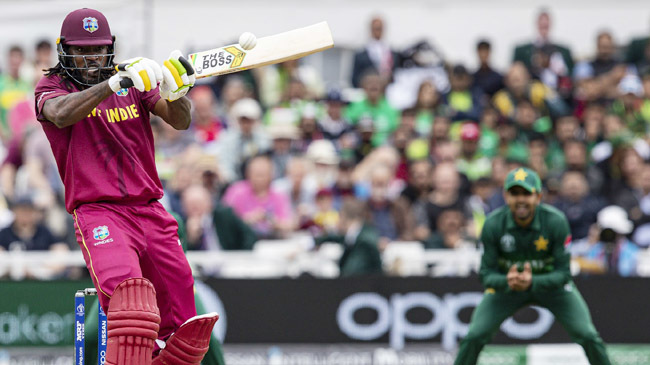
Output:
[500,234,516,252]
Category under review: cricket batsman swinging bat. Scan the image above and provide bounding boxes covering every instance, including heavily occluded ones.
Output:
[188,21,334,78]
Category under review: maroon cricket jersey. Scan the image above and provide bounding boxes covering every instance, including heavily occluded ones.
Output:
[35,74,163,213]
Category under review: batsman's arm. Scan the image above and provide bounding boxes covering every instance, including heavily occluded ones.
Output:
[42,82,114,128]
[478,219,508,291]
[153,97,192,130]
[530,215,572,291]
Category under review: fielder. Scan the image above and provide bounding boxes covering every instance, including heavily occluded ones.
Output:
[454,167,611,365]
[35,8,217,364]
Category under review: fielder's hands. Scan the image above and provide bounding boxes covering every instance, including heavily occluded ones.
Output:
[108,57,163,93]
[160,50,196,102]
[507,263,532,291]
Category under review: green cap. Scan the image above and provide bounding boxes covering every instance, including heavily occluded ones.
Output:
[504,167,542,193]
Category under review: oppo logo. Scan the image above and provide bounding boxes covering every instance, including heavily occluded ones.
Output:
[336,292,554,350]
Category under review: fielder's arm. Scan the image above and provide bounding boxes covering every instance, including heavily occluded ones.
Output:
[478,220,509,291]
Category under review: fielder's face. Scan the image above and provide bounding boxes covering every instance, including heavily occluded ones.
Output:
[68,45,109,83]
[505,186,541,223]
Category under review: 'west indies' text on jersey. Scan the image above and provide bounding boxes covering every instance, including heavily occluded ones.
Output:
[35,75,163,213]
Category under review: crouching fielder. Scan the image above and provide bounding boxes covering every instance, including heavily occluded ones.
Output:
[35,8,217,364]
[454,168,611,365]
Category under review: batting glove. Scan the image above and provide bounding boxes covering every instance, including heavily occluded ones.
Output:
[108,57,163,93]
[160,50,196,102]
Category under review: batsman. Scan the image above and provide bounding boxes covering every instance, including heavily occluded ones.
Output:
[35,8,217,364]
[454,167,611,365]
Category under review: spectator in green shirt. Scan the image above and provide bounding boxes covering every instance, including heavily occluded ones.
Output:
[344,71,399,146]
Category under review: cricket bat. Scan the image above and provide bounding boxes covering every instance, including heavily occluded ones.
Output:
[188,21,334,78]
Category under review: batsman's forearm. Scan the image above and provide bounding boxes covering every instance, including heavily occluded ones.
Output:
[163,97,191,130]
[44,81,114,128]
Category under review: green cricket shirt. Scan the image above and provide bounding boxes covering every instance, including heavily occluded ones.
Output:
[479,203,572,293]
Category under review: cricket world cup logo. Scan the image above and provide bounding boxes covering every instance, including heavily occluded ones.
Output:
[93,226,110,240]
[83,17,99,33]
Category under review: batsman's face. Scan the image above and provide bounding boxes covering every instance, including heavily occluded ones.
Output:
[505,186,541,222]
[69,45,109,80]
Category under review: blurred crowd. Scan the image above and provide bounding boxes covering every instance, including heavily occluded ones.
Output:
[1,9,650,278]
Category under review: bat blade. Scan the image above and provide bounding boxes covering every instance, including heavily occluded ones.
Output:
[188,21,334,78]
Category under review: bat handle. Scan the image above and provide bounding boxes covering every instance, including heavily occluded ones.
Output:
[119,78,134,89]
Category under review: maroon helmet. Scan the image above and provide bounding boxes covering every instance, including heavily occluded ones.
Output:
[57,8,116,86]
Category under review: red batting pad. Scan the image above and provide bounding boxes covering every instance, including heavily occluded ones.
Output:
[152,313,219,365]
[105,278,161,365]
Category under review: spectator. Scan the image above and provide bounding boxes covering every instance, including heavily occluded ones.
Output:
[0,45,32,140]
[423,209,472,249]
[398,159,432,242]
[473,39,504,98]
[443,64,482,122]
[181,184,257,251]
[222,155,293,239]
[318,89,353,143]
[351,16,398,88]
[425,162,467,234]
[554,170,604,240]
[562,139,605,196]
[412,80,444,136]
[260,59,325,108]
[188,86,224,149]
[456,122,491,181]
[311,188,339,235]
[305,139,340,189]
[344,71,400,146]
[611,74,649,137]
[266,110,300,179]
[365,164,415,243]
[574,32,625,100]
[32,39,54,85]
[315,198,383,276]
[571,206,640,276]
[493,62,569,119]
[0,196,65,251]
[512,9,574,77]
[272,156,318,228]
[332,159,361,209]
[625,26,650,72]
[217,98,271,182]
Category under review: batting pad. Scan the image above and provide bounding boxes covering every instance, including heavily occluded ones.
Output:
[105,278,161,365]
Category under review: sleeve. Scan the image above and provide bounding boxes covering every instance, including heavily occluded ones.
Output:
[139,86,162,113]
[478,217,508,291]
[531,214,572,292]
[34,77,70,122]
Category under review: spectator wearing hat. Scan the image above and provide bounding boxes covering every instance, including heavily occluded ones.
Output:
[305,139,340,190]
[473,40,504,98]
[217,98,271,182]
[442,64,483,122]
[318,89,353,142]
[571,205,640,276]
[266,108,301,179]
[222,155,293,239]
[456,122,492,181]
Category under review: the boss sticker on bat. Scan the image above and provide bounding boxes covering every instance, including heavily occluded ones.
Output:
[195,47,246,75]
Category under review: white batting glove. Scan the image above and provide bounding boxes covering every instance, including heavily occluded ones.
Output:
[108,57,163,93]
[160,50,196,102]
